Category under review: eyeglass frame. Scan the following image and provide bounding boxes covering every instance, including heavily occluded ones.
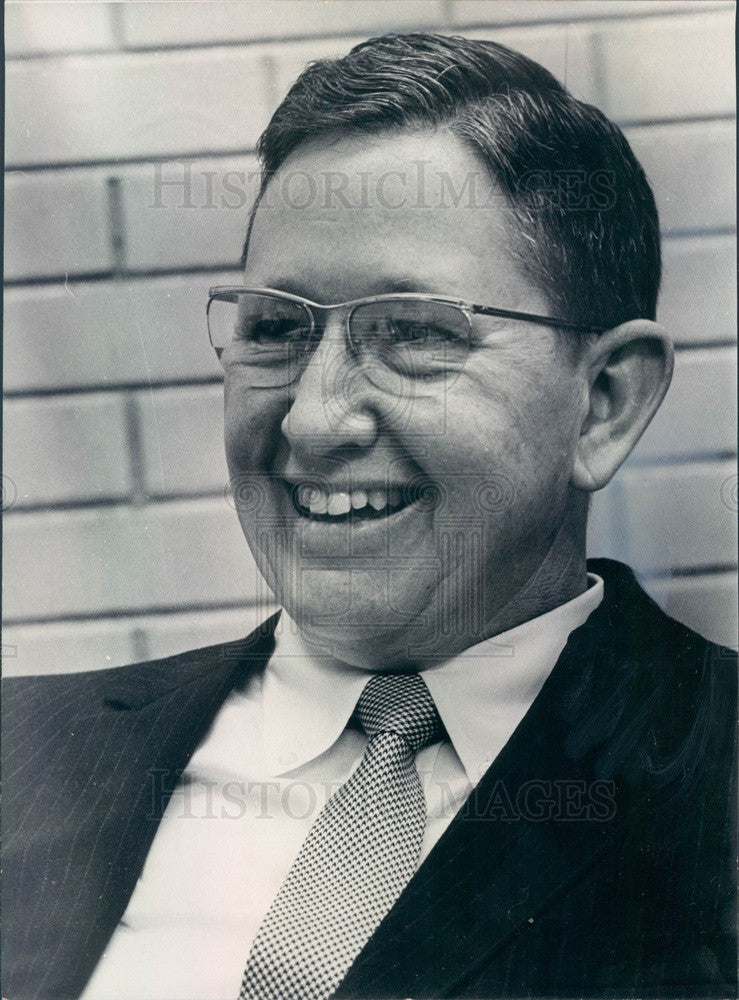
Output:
[206,285,607,378]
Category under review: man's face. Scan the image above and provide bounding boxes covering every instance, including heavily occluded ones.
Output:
[225,131,590,665]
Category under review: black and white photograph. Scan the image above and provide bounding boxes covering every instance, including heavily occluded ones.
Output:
[3,1,737,998]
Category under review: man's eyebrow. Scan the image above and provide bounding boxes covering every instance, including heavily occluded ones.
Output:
[256,277,445,299]
[255,278,312,298]
[377,278,440,295]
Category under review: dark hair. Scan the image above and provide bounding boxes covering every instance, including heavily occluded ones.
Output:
[243,33,661,329]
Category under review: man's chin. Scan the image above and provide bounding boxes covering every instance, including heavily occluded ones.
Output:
[272,569,431,664]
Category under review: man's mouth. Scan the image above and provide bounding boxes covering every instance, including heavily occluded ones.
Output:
[291,484,419,522]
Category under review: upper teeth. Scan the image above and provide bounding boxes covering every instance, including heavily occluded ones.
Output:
[297,486,403,516]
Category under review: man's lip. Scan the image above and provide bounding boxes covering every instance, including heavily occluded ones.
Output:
[260,478,433,557]
[288,489,426,555]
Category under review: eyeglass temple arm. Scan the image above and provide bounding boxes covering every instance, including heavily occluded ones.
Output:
[470,304,606,335]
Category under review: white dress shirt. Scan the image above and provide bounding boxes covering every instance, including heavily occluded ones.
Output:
[81,576,602,1000]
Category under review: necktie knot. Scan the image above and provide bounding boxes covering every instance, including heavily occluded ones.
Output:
[357,673,442,753]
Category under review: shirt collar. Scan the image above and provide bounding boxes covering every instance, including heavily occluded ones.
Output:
[263,575,603,780]
[262,620,369,776]
[420,574,603,783]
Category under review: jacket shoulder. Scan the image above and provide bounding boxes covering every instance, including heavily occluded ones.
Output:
[1,613,279,736]
[588,556,736,673]
[583,558,736,789]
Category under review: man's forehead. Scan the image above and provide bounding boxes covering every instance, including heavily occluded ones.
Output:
[244,130,537,307]
[251,130,507,228]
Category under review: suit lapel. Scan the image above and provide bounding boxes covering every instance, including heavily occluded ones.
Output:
[336,589,633,999]
[5,618,278,1000]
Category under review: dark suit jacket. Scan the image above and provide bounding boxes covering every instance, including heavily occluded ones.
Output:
[3,560,736,999]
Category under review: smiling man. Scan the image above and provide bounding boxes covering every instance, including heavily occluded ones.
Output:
[3,33,736,1000]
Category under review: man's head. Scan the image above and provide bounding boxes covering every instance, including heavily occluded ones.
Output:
[221,33,673,667]
[245,32,661,331]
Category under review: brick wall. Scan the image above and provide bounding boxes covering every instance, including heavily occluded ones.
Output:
[4,0,736,676]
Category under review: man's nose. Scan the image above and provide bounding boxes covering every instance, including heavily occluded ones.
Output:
[280,317,380,457]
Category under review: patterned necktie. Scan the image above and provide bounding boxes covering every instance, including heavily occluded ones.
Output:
[238,672,443,1000]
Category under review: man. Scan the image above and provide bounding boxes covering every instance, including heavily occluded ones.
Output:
[3,33,736,1000]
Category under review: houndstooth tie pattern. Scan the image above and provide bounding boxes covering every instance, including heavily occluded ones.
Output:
[238,672,443,1000]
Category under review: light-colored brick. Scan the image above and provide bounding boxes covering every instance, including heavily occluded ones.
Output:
[136,499,269,608]
[588,459,737,573]
[625,120,735,234]
[3,507,144,620]
[644,571,738,650]
[136,384,229,497]
[120,1,446,48]
[586,485,621,562]
[3,498,265,621]
[596,10,735,122]
[3,393,133,507]
[138,604,278,662]
[462,22,598,102]
[4,272,236,393]
[627,347,737,463]
[1,619,137,677]
[660,235,736,346]
[4,169,113,281]
[119,156,259,271]
[1,603,280,677]
[5,48,271,167]
[5,1,115,57]
[451,2,732,27]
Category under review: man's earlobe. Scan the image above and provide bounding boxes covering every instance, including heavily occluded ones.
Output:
[571,319,674,492]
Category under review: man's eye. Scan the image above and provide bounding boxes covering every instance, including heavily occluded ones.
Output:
[389,320,458,345]
[239,319,308,345]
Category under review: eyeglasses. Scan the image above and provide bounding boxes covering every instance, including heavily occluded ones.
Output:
[207,287,604,397]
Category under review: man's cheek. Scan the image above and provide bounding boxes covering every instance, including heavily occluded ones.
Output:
[225,404,280,472]
[224,423,254,474]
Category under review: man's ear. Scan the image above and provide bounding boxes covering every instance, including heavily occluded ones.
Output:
[571,319,674,492]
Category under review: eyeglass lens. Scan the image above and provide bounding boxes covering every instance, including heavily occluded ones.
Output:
[208,292,471,394]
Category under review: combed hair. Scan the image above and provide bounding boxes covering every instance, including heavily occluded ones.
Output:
[243,33,661,329]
